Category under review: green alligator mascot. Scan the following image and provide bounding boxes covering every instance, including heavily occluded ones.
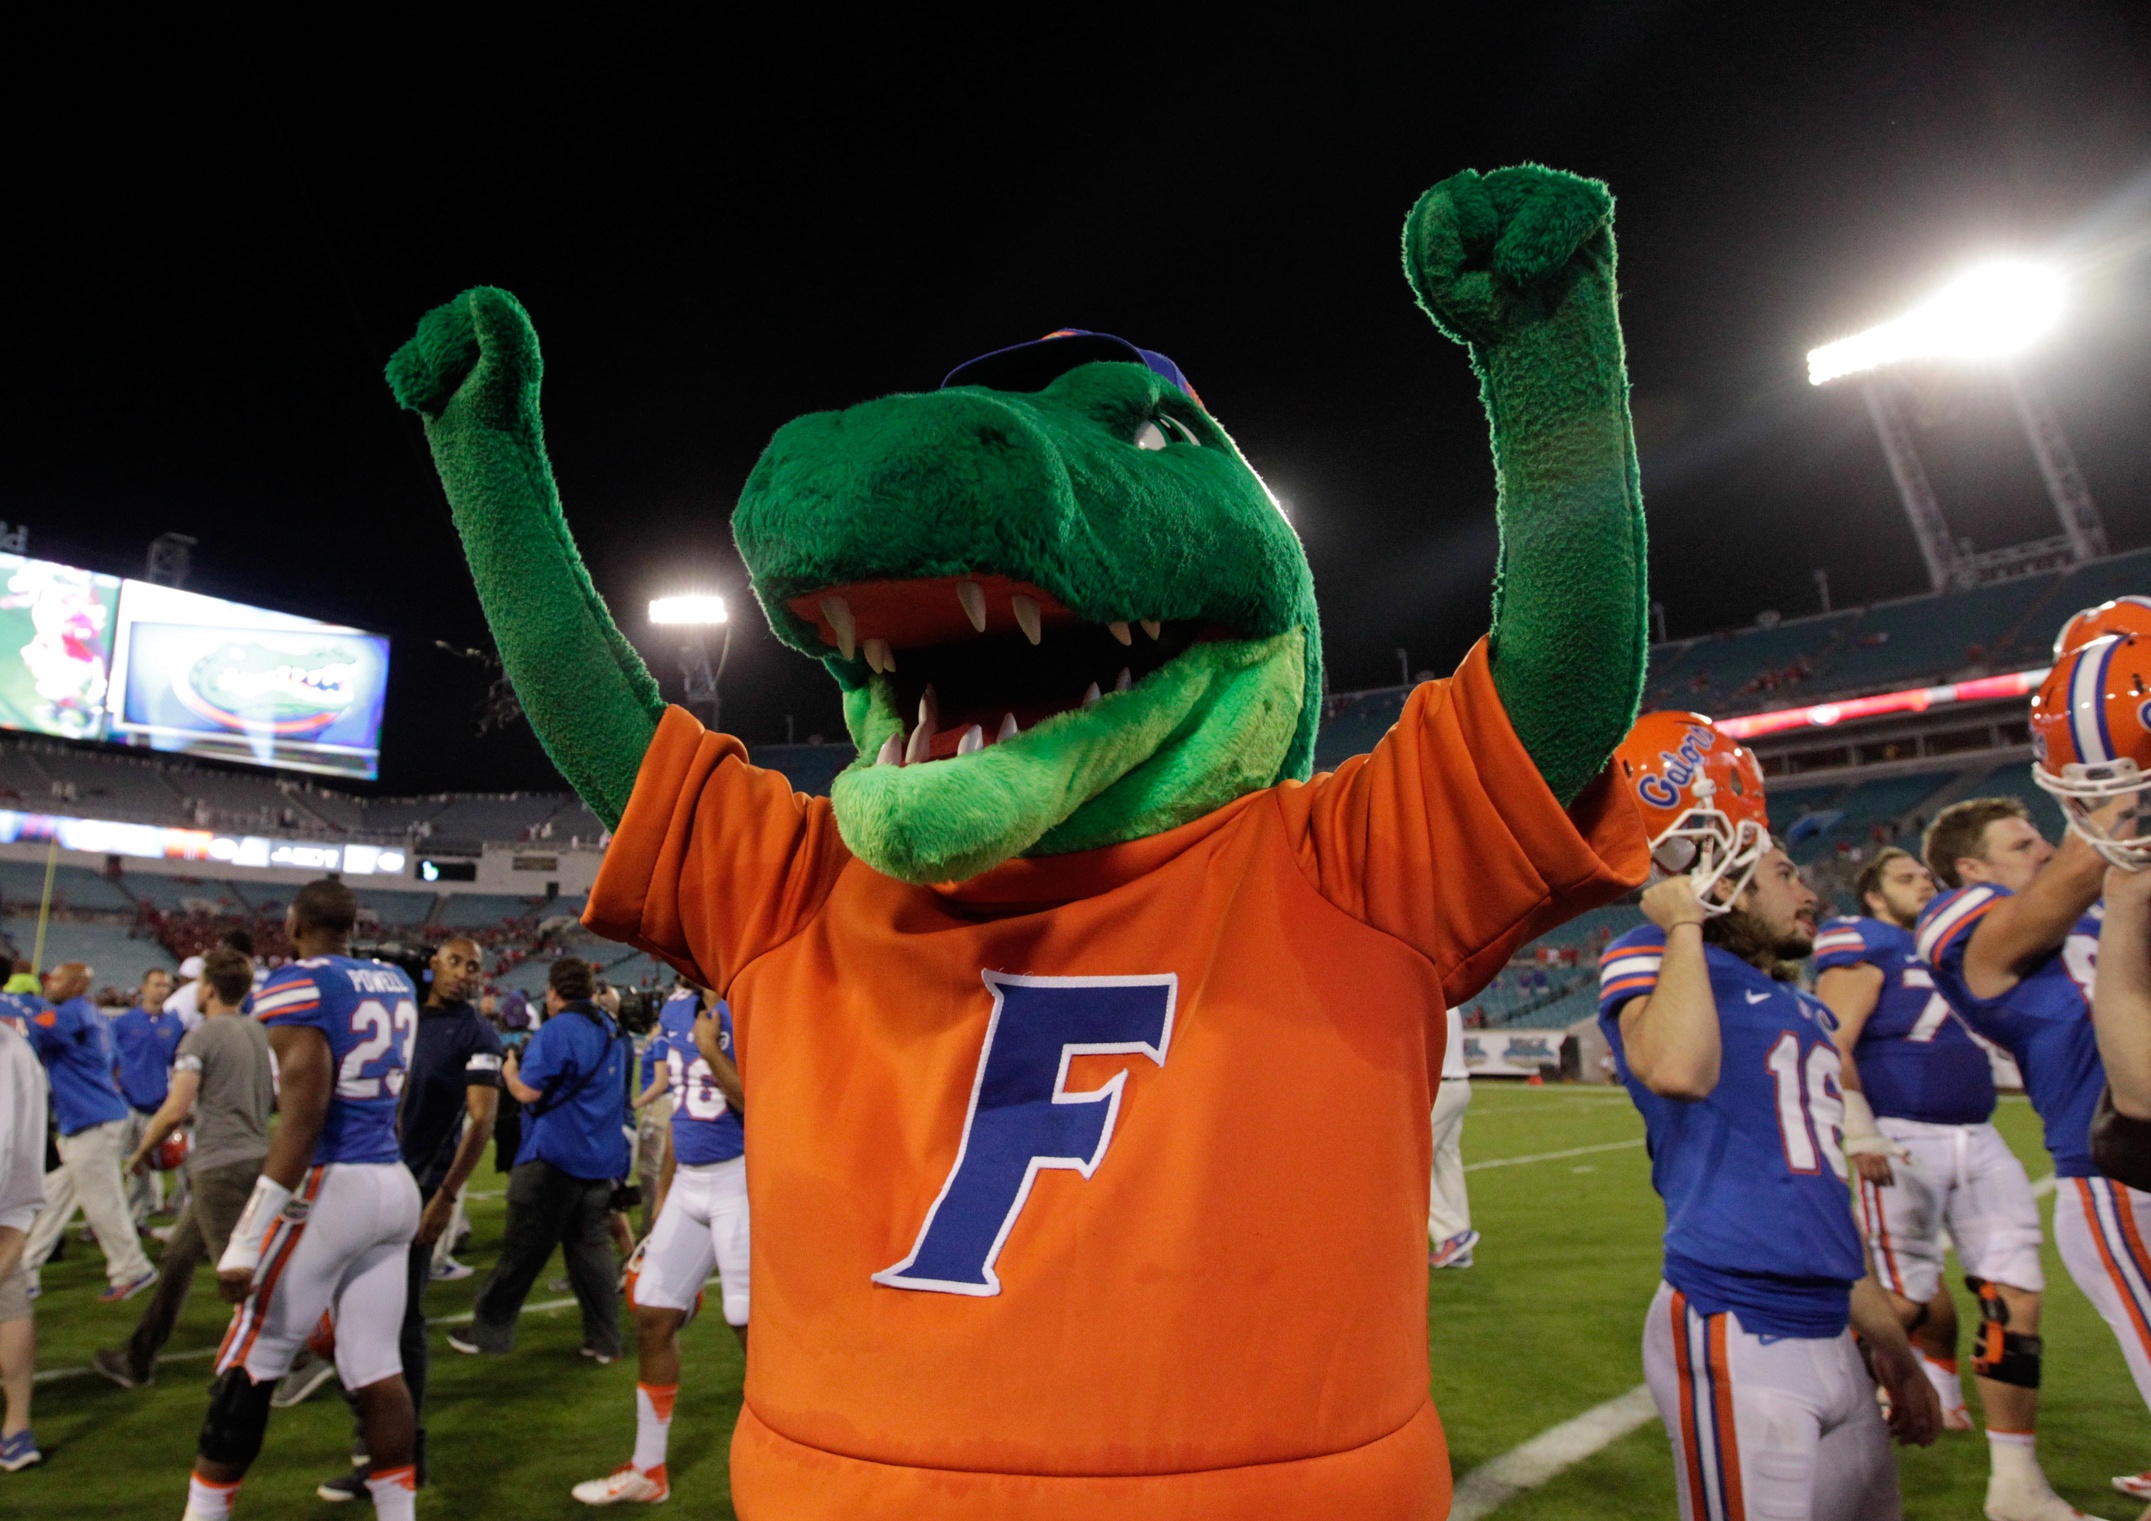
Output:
[390,164,1650,1520]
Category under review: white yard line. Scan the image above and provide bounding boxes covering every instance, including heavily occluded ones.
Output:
[35,1296,581,1385]
[1464,1138,1644,1173]
[1449,1384,1660,1520]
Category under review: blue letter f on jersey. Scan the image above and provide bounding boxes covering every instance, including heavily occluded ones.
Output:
[873,972,1178,1297]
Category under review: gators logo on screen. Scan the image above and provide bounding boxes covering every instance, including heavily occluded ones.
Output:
[173,642,362,736]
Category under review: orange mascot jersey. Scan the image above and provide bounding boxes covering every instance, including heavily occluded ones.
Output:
[587,639,1646,1520]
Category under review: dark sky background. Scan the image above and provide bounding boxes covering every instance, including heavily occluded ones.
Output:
[9,5,2151,796]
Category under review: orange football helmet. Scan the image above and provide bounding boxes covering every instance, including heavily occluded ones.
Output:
[2054,596,2151,661]
[2031,632,2151,869]
[1614,710,1771,912]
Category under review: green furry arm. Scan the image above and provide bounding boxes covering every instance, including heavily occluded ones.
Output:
[1403,167,1648,805]
[386,287,665,828]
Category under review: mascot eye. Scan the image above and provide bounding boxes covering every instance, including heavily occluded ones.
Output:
[1134,416,1201,451]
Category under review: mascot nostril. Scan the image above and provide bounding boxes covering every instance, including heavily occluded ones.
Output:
[390,163,1651,1520]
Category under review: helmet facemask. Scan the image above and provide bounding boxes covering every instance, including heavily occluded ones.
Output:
[2035,760,2151,871]
[1647,779,1771,914]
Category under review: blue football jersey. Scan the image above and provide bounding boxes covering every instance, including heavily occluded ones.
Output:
[1918,885,2103,1177]
[1599,926,1865,1337]
[652,990,744,1166]
[1812,915,1995,1125]
[252,956,418,1167]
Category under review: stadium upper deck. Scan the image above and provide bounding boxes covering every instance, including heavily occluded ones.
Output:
[0,547,2129,1023]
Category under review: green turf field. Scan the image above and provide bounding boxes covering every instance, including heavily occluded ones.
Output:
[8,1090,2146,1518]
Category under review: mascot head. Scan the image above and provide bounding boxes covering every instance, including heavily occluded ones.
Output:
[734,330,1320,884]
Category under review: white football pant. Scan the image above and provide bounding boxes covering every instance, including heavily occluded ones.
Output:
[2052,1176,2151,1411]
[635,1156,749,1327]
[1854,1117,2044,1302]
[1643,1282,1898,1521]
[214,1161,420,1389]
[1427,1078,1472,1244]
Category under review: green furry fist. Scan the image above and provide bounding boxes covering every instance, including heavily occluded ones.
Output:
[1402,165,1613,351]
[387,286,543,431]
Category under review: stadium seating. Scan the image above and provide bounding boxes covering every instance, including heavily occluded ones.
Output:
[426,795,569,842]
[435,893,544,929]
[353,887,438,928]
[2,915,175,990]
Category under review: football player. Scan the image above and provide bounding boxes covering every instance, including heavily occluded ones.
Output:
[1817,840,2065,1520]
[1927,629,2151,1508]
[1603,713,1937,1521]
[573,983,748,1505]
[179,880,423,1521]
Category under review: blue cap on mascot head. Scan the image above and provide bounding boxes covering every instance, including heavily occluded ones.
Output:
[942,329,1201,405]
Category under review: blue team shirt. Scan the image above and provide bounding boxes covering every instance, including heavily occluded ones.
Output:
[1813,916,1995,1126]
[23,995,131,1135]
[253,956,418,1167]
[515,1002,632,1182]
[0,991,38,1038]
[111,1005,188,1113]
[1918,885,2104,1178]
[649,991,744,1167]
[1599,927,1865,1338]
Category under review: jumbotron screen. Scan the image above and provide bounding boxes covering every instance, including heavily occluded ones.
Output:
[0,552,390,780]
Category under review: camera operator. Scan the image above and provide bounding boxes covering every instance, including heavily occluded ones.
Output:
[315,937,501,1500]
[450,957,629,1362]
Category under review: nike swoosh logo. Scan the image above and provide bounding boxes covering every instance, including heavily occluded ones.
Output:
[1744,991,1771,1003]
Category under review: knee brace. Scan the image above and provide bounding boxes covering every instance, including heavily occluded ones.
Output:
[197,1368,276,1468]
[1968,1277,2042,1388]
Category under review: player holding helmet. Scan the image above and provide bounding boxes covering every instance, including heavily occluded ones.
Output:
[1942,627,2151,1507]
[1601,713,1938,1521]
[178,881,423,1521]
[571,983,748,1506]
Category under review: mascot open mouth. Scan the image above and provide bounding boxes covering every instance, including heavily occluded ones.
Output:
[788,574,1222,763]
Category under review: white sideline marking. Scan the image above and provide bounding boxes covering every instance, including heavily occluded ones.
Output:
[1449,1384,1659,1519]
[34,1296,581,1385]
[1464,1138,1644,1173]
[2034,1173,2057,1198]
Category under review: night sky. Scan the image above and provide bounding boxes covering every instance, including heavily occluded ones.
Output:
[10,6,2151,795]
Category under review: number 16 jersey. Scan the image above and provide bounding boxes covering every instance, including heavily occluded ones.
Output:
[253,955,418,1167]
[1599,926,1865,1337]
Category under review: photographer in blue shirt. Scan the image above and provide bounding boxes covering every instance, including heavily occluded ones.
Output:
[451,957,630,1361]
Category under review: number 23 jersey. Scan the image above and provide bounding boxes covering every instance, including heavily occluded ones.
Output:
[1598,926,1864,1307]
[1918,885,2103,1177]
[253,955,418,1166]
[651,991,744,1165]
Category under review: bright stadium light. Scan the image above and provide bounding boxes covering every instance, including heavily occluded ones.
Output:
[649,594,728,626]
[1807,260,2066,385]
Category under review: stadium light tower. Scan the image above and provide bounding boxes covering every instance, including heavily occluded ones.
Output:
[650,594,729,730]
[1807,259,2104,593]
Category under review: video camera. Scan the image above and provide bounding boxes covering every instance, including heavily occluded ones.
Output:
[609,985,663,1037]
[352,939,438,996]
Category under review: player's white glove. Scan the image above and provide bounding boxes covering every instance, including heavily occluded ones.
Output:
[217,1174,299,1277]
[1840,1090,1907,1160]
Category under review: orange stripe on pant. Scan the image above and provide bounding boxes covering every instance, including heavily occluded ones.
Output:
[1861,1180,1904,1297]
[1668,1292,1711,1518]
[216,1167,324,1376]
[1706,1313,1748,1521]
[2081,1179,2151,1363]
